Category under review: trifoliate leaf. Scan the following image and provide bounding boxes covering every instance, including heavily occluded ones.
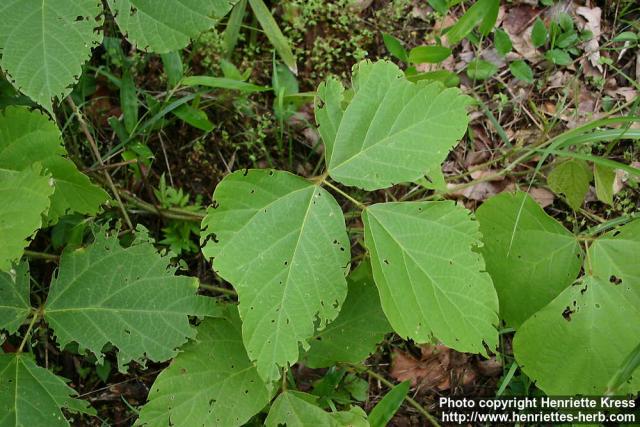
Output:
[107,0,236,53]
[44,230,210,369]
[362,202,499,354]
[547,159,592,210]
[265,391,361,427]
[136,307,271,427]
[514,276,640,395]
[0,262,32,334]
[476,192,582,328]
[305,262,391,368]
[323,60,470,191]
[0,107,108,223]
[0,354,94,426]
[594,163,616,206]
[0,0,103,112]
[0,166,54,272]
[201,170,350,382]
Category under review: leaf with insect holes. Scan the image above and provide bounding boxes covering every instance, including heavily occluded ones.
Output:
[0,262,32,334]
[201,169,350,382]
[362,201,499,354]
[0,354,95,426]
[514,220,640,395]
[0,166,54,272]
[44,230,214,370]
[594,163,616,205]
[107,0,236,54]
[265,391,366,427]
[322,60,470,191]
[547,159,592,210]
[0,0,103,112]
[305,261,391,368]
[136,306,271,427]
[0,107,108,224]
[476,192,583,328]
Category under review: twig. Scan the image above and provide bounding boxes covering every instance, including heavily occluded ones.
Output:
[119,190,205,222]
[66,97,133,229]
[199,283,237,296]
[23,250,60,262]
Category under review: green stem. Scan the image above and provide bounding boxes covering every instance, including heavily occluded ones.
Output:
[17,309,41,353]
[199,283,237,296]
[23,250,60,262]
[323,180,367,210]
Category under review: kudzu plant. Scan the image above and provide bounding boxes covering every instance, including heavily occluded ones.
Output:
[0,9,639,424]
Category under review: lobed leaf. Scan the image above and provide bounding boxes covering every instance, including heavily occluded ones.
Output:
[476,192,582,328]
[305,262,391,368]
[0,0,103,112]
[0,354,94,426]
[136,307,271,427]
[44,230,212,369]
[320,60,470,191]
[0,262,32,334]
[201,169,350,382]
[362,201,499,354]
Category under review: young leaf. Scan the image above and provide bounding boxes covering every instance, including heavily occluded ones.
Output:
[324,60,470,191]
[446,0,500,45]
[265,391,360,427]
[0,166,54,272]
[494,29,512,56]
[466,59,498,80]
[0,354,94,426]
[136,307,271,427]
[248,0,297,75]
[545,48,572,65]
[201,170,350,382]
[362,202,499,354]
[0,107,109,223]
[382,33,408,63]
[160,51,184,88]
[121,66,139,134]
[531,18,548,48]
[508,60,534,83]
[107,0,235,53]
[594,163,616,205]
[0,0,103,112]
[476,192,582,328]
[408,46,452,64]
[368,381,410,427]
[182,76,269,92]
[0,262,32,334]
[305,261,391,368]
[172,104,214,132]
[44,230,211,369]
[547,159,592,210]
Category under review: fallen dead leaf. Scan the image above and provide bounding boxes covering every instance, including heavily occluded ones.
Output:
[529,187,555,208]
[502,5,541,62]
[576,6,602,71]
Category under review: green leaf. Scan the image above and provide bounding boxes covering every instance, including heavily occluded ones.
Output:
[382,33,408,63]
[494,29,512,56]
[589,219,640,293]
[160,51,184,88]
[315,76,345,165]
[324,60,470,191]
[201,170,350,382]
[0,354,94,426]
[427,0,448,15]
[531,18,548,48]
[0,262,32,334]
[446,0,499,45]
[0,106,108,223]
[362,201,499,354]
[466,59,498,80]
[172,104,214,132]
[265,391,358,427]
[406,70,460,87]
[136,307,271,427]
[476,192,582,328]
[107,0,235,53]
[0,166,54,272]
[594,163,615,206]
[44,230,210,369]
[547,159,592,210]
[408,46,452,64]
[545,48,572,65]
[121,66,139,134]
[368,381,409,427]
[0,0,103,112]
[182,76,270,92]
[612,31,638,43]
[508,60,533,83]
[305,262,391,368]
[248,0,297,74]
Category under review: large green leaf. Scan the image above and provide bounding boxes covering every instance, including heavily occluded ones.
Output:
[514,220,640,395]
[136,307,271,427]
[0,166,54,272]
[44,230,211,369]
[362,201,498,354]
[0,354,94,426]
[265,391,366,427]
[0,262,32,334]
[476,192,582,328]
[305,261,391,368]
[0,0,103,112]
[0,107,108,223]
[201,169,350,382]
[107,0,236,53]
[321,60,470,191]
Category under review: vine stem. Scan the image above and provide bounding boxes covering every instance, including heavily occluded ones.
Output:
[322,180,367,210]
[17,309,41,353]
[66,97,133,229]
